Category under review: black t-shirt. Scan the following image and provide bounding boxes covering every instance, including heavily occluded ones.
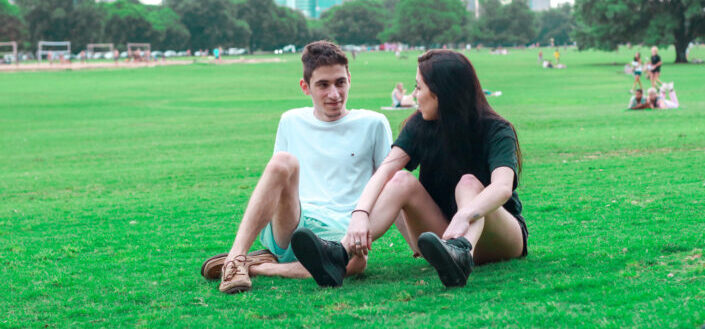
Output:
[392,111,523,221]
[651,54,661,72]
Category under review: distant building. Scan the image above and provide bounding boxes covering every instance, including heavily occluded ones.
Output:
[275,0,347,18]
[527,0,550,11]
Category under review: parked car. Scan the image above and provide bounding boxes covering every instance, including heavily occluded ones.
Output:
[227,48,247,56]
[176,50,188,57]
[164,50,176,58]
[120,51,128,58]
[2,54,15,64]
[342,45,362,52]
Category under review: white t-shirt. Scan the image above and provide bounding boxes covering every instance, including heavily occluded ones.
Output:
[273,107,393,231]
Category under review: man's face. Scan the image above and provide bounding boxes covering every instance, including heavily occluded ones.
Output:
[635,90,643,99]
[301,64,350,122]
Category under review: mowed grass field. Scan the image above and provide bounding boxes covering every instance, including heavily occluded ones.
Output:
[1,46,705,328]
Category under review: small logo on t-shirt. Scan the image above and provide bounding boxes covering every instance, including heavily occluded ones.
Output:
[351,153,355,157]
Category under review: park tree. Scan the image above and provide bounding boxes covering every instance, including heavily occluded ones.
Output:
[145,6,189,50]
[307,19,334,44]
[574,0,705,63]
[383,0,465,46]
[382,0,400,13]
[0,0,26,42]
[172,0,249,50]
[477,0,536,46]
[236,0,309,51]
[16,0,104,50]
[103,0,159,47]
[320,0,389,45]
[534,4,574,46]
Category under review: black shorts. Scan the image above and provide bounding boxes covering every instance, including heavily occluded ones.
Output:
[514,215,529,257]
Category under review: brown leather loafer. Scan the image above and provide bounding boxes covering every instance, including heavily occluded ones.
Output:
[201,249,277,281]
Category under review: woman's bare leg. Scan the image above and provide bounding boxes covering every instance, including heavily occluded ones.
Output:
[342,171,448,253]
[453,175,524,264]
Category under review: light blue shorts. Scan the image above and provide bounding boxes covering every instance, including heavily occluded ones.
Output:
[259,214,346,263]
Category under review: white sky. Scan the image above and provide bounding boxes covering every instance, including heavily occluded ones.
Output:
[551,0,574,6]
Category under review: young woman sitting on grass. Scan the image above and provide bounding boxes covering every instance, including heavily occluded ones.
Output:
[291,50,528,288]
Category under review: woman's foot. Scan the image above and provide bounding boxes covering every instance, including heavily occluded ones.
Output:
[417,232,474,287]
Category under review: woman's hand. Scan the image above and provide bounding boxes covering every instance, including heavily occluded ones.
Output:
[343,212,372,257]
[442,212,471,240]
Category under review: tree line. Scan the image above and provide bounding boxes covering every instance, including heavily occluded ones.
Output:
[1,0,701,62]
[0,0,574,52]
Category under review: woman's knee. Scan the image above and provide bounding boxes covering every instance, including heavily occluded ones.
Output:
[456,174,484,193]
[265,152,299,177]
[387,170,419,191]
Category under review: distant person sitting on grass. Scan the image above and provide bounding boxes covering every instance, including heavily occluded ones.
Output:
[628,89,649,110]
[290,50,528,289]
[392,83,416,108]
[200,41,393,294]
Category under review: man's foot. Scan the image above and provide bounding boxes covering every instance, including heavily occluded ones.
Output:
[417,232,474,287]
[217,251,278,294]
[291,227,348,287]
[201,249,277,280]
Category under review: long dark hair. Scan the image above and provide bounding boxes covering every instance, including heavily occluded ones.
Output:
[405,49,522,174]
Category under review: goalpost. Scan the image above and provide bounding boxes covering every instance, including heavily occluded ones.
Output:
[127,43,151,61]
[37,41,71,63]
[0,41,18,65]
[86,43,114,59]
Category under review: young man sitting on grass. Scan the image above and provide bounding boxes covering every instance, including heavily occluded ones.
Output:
[200,41,393,294]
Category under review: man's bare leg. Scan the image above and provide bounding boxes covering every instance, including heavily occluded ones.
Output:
[250,255,367,278]
[225,152,301,263]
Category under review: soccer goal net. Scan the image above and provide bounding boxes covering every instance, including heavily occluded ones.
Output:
[127,43,151,61]
[86,43,114,59]
[0,41,18,64]
[37,41,71,63]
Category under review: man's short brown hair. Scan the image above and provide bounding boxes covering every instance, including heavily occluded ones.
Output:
[301,41,349,84]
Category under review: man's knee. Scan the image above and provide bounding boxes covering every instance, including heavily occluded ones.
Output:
[456,174,484,193]
[265,152,299,178]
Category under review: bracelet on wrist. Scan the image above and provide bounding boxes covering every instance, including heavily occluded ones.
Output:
[351,209,370,216]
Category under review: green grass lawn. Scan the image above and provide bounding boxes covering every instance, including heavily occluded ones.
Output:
[1,46,704,328]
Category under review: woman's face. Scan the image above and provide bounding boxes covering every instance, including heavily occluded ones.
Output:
[413,68,439,121]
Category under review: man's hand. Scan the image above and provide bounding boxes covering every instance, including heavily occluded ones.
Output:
[344,212,372,257]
